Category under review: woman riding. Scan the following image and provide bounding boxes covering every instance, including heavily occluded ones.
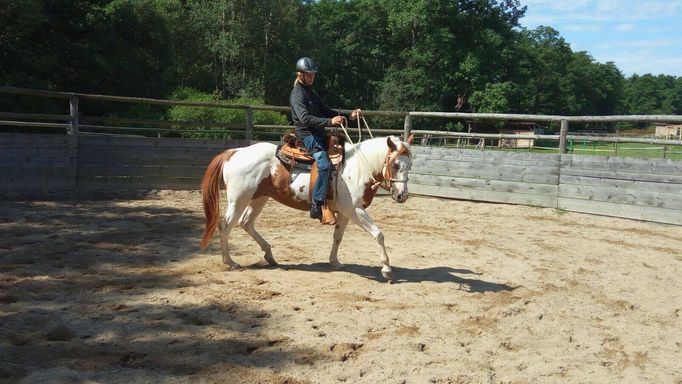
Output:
[289,57,362,220]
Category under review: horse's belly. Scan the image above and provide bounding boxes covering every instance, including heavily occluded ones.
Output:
[288,171,310,203]
[262,164,310,211]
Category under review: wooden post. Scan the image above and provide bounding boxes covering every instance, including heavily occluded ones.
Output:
[403,113,412,141]
[68,96,79,189]
[245,107,254,141]
[559,119,569,154]
[663,145,668,159]
[69,96,79,135]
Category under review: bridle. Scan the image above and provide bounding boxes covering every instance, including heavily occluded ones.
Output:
[337,119,411,193]
[375,148,411,192]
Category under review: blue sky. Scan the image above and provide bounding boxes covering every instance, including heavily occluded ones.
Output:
[518,0,682,77]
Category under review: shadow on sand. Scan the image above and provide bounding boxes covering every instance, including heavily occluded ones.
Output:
[280,262,517,293]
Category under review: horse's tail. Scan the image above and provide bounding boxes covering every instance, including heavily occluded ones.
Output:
[200,149,236,249]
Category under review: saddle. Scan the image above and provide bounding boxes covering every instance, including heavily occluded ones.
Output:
[276,131,345,225]
[277,132,344,167]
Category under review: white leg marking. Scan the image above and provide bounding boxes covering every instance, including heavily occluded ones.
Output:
[219,198,251,271]
[329,214,349,269]
[352,207,392,279]
[239,196,276,266]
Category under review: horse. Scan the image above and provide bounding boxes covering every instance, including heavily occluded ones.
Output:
[200,134,414,280]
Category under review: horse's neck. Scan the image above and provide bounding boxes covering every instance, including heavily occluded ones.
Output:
[344,138,386,179]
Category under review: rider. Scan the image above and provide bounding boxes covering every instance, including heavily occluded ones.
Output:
[290,57,362,220]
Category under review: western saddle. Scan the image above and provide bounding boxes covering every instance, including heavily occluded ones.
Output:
[276,131,345,225]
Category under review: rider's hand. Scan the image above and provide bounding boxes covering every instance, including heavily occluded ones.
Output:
[331,115,345,126]
[350,108,362,120]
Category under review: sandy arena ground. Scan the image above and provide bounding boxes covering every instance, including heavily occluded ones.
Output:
[1,190,681,383]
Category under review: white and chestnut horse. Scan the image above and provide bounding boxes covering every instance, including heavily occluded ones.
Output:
[200,135,414,280]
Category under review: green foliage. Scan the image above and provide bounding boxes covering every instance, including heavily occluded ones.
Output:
[167,88,287,139]
[470,82,518,113]
[1,0,680,130]
[622,74,682,115]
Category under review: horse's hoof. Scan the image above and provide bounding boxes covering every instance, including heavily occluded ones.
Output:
[266,259,278,267]
[381,270,393,281]
[264,255,278,266]
[330,262,344,271]
[263,249,278,266]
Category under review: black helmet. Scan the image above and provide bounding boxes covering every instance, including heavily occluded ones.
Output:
[296,57,318,73]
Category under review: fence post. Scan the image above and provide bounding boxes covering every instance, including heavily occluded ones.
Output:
[403,113,412,140]
[559,119,569,154]
[245,107,254,141]
[68,96,79,189]
[69,96,79,135]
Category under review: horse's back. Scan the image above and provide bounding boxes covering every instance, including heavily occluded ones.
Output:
[225,142,276,169]
[222,142,277,189]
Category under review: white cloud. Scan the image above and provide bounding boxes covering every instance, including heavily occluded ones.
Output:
[600,51,682,76]
[519,1,682,76]
[614,23,635,32]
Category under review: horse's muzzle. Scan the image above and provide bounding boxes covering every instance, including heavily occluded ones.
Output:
[394,190,409,203]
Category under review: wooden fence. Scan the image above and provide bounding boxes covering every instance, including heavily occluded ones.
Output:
[0,132,247,192]
[2,86,682,225]
[409,146,682,225]
[3,131,681,225]
[409,148,561,208]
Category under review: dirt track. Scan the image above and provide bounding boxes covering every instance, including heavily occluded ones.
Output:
[1,190,681,383]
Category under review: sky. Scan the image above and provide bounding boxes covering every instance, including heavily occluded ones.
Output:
[518,0,682,77]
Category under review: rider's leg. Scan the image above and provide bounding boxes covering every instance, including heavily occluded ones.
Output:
[302,135,331,220]
[312,150,331,202]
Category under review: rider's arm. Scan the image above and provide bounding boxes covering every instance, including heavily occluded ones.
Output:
[317,97,343,119]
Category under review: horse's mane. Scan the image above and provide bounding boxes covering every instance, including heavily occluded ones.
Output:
[341,136,406,178]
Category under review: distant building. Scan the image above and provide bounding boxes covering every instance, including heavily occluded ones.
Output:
[469,122,541,148]
[655,124,682,140]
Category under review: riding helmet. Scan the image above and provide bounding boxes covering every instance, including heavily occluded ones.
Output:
[296,57,318,73]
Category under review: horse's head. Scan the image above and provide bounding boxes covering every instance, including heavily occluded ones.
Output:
[384,134,414,203]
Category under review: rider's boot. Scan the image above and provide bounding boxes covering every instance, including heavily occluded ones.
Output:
[310,200,323,221]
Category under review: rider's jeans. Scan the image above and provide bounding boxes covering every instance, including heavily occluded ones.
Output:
[303,135,331,204]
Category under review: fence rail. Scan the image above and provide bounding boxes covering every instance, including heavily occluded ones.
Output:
[414,130,682,146]
[3,86,681,225]
[3,86,682,154]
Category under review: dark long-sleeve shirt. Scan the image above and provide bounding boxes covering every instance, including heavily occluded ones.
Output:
[290,83,345,139]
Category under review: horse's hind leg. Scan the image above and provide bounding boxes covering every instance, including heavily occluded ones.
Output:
[329,214,349,269]
[239,196,276,266]
[219,197,251,271]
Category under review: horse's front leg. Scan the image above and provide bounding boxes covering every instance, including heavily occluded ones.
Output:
[352,207,392,280]
[329,214,349,269]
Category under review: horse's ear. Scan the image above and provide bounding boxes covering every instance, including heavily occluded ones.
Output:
[406,134,415,145]
[387,136,398,152]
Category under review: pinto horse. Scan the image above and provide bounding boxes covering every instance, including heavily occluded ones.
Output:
[200,134,414,280]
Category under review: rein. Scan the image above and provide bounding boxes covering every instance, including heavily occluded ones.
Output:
[338,120,407,192]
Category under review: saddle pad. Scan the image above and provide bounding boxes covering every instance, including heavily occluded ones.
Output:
[278,144,314,163]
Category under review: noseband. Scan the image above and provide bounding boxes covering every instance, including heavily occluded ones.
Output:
[376,149,410,192]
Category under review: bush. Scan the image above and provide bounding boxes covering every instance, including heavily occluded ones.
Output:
[167,87,289,139]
